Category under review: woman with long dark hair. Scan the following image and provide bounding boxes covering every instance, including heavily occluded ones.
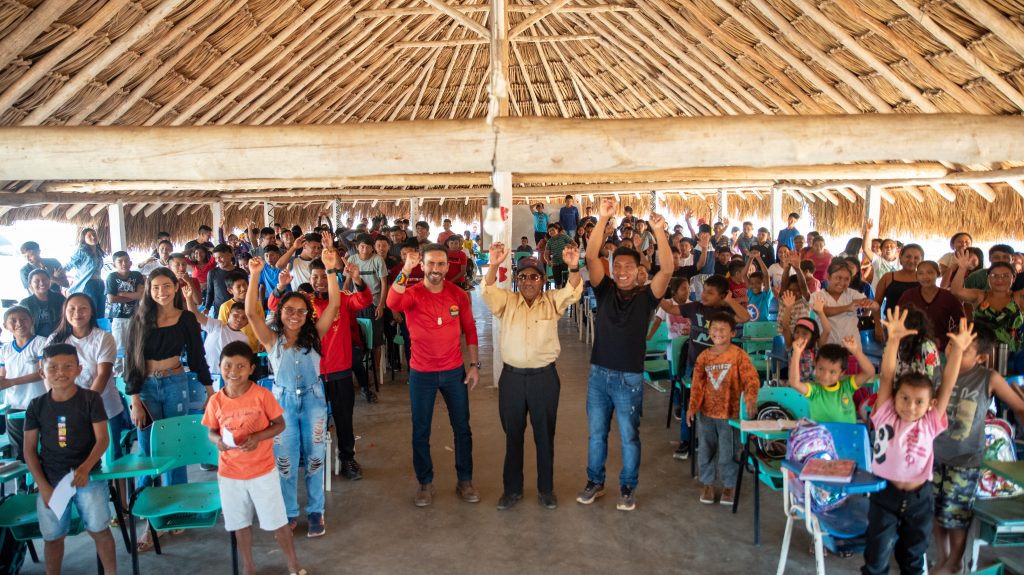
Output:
[897,260,965,350]
[246,248,341,538]
[46,293,129,458]
[123,267,212,550]
[64,228,106,319]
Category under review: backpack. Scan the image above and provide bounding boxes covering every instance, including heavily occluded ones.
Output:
[755,402,795,460]
[977,416,1024,499]
[786,419,849,512]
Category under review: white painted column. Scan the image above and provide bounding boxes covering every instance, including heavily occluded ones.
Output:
[770,187,784,241]
[410,197,420,224]
[717,188,728,222]
[263,201,275,226]
[864,184,881,237]
[490,171,513,386]
[330,198,341,230]
[211,200,224,233]
[107,201,127,253]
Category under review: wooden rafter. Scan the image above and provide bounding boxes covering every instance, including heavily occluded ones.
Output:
[952,0,1024,61]
[0,0,71,73]
[508,0,574,38]
[421,0,490,39]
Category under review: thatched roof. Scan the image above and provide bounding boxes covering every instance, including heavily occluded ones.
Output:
[1,0,1024,247]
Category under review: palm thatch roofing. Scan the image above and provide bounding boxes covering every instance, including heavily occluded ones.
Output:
[0,0,1023,248]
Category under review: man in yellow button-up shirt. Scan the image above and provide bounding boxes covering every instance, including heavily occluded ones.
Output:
[482,242,582,511]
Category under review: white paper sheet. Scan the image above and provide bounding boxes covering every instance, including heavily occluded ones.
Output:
[221,427,237,448]
[48,472,76,519]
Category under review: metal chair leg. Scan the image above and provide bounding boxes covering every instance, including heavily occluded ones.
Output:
[231,531,239,575]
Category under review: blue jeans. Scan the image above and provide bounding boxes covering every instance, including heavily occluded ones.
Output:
[679,366,694,442]
[586,364,643,489]
[37,479,111,540]
[137,372,190,487]
[409,367,472,484]
[272,383,328,517]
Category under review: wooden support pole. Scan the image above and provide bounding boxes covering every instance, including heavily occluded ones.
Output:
[211,201,224,230]
[109,202,127,253]
[356,5,638,17]
[263,202,275,226]
[770,187,784,241]
[1,116,1022,181]
[421,0,490,38]
[717,189,728,222]
[864,185,882,237]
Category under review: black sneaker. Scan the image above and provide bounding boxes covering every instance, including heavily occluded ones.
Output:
[575,481,605,504]
[538,492,558,510]
[341,459,363,480]
[673,442,690,460]
[361,388,378,403]
[673,405,682,421]
[496,493,522,510]
[617,486,636,511]
[199,463,218,472]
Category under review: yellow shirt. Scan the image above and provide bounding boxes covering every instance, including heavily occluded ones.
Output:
[481,280,582,369]
[218,299,261,352]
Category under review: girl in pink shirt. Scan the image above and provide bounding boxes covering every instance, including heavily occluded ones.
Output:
[862,307,972,575]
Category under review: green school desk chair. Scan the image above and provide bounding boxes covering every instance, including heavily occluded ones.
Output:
[131,414,238,573]
[357,317,380,392]
[970,497,1024,573]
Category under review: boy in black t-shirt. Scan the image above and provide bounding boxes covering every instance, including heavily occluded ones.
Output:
[23,343,116,573]
[576,198,673,512]
[106,250,145,374]
[661,275,751,455]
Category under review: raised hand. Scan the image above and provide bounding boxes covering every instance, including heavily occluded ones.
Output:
[321,246,340,270]
[791,335,807,357]
[291,235,306,251]
[880,306,918,341]
[562,243,580,265]
[344,260,361,282]
[780,290,797,310]
[599,197,617,219]
[841,335,861,353]
[320,230,334,249]
[489,242,510,265]
[947,317,977,351]
[649,213,668,233]
[277,268,292,291]
[810,296,825,315]
[403,250,421,273]
[954,249,973,270]
[180,281,193,300]
[248,256,264,275]
[866,218,874,232]
[684,208,694,219]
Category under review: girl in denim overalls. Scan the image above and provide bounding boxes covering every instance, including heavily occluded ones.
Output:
[245,236,341,538]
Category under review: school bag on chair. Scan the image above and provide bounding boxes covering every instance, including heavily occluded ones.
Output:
[786,419,849,513]
[977,415,1024,499]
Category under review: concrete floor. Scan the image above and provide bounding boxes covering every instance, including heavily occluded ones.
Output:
[22,292,1022,574]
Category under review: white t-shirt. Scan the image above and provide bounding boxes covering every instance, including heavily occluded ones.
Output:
[768,263,797,293]
[49,329,123,418]
[810,288,864,345]
[0,336,46,409]
[655,300,691,339]
[869,256,899,290]
[289,256,315,290]
[203,318,249,379]
[938,252,955,270]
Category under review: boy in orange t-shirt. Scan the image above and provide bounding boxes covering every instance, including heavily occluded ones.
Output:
[687,312,760,506]
[202,341,305,575]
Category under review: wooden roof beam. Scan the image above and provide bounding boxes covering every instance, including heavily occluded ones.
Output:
[952,0,1024,61]
[448,45,482,119]
[421,0,491,38]
[394,34,600,47]
[356,5,639,17]
[2,115,1021,180]
[0,0,72,73]
[744,0,894,113]
[828,0,991,114]
[0,0,134,116]
[786,0,939,113]
[22,0,189,125]
[508,0,574,38]
[890,0,1024,112]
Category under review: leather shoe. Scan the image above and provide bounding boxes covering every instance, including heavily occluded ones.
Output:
[496,493,522,510]
[456,481,480,503]
[538,492,558,510]
[414,483,435,507]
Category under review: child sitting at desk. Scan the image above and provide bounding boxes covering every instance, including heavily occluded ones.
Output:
[788,334,876,424]
[861,307,969,575]
[23,343,116,574]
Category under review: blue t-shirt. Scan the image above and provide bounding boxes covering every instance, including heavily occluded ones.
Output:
[746,289,773,322]
[533,211,549,233]
[777,228,799,250]
[559,206,579,232]
[259,265,282,301]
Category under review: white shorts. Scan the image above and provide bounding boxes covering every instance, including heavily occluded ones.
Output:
[218,470,288,532]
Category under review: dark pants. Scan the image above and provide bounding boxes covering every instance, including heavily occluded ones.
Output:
[322,371,357,462]
[534,232,546,244]
[351,346,370,392]
[498,363,560,496]
[551,263,568,289]
[862,482,933,575]
[5,411,25,462]
[409,367,472,485]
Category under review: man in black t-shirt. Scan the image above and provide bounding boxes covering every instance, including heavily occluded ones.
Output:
[576,198,673,512]
[23,343,116,573]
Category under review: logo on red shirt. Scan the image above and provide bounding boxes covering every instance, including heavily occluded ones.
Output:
[449,305,460,317]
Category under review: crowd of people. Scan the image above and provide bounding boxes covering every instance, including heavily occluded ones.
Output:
[5,196,1024,574]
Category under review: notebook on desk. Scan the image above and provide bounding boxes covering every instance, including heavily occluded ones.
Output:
[800,458,856,483]
[741,420,797,432]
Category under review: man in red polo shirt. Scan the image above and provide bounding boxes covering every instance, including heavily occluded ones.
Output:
[444,234,468,288]
[387,243,480,508]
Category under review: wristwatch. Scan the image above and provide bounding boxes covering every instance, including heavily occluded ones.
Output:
[327,268,341,274]
[470,362,482,369]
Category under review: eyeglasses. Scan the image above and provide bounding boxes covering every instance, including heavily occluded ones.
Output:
[517,273,543,282]
[281,307,309,317]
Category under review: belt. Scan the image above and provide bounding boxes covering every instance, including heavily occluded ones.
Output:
[503,363,555,375]
[147,365,184,378]
[321,370,352,383]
